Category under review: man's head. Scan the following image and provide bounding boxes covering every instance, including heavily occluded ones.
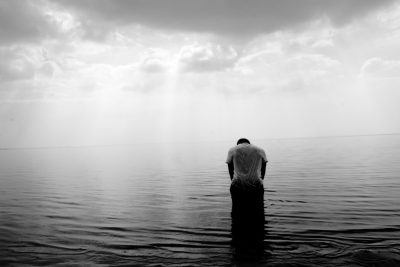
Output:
[237,138,250,145]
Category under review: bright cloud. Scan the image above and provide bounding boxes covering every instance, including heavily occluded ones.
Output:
[0,47,36,81]
[178,44,238,72]
[361,57,400,78]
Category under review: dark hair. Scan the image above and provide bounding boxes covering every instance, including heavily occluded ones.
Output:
[237,138,250,145]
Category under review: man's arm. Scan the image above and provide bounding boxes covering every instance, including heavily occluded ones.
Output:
[228,162,234,180]
[261,160,267,180]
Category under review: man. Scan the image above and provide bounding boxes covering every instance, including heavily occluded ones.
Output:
[227,138,267,255]
[226,138,267,207]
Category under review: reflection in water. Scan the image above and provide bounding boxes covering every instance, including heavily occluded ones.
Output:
[230,185,266,262]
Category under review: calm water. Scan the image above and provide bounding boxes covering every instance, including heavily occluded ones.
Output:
[1,135,400,266]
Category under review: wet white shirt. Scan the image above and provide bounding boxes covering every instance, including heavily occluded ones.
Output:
[226,143,267,187]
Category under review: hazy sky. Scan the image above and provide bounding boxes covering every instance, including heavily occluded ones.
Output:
[1,0,400,147]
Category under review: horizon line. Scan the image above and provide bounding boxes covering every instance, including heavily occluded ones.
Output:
[0,132,399,151]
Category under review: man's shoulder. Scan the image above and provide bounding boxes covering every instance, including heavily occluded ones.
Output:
[226,146,237,164]
[228,146,238,154]
[250,144,267,159]
[248,144,265,152]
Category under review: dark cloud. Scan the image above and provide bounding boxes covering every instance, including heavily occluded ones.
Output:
[0,0,397,45]
[53,0,397,37]
[0,0,56,44]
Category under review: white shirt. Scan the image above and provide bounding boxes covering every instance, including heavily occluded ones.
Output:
[226,143,267,187]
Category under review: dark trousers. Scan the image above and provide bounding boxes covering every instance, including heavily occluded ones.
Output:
[230,183,265,257]
[230,183,264,214]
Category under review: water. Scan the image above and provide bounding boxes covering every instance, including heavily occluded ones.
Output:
[0,135,400,266]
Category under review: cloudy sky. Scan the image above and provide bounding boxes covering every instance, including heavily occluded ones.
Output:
[1,0,400,147]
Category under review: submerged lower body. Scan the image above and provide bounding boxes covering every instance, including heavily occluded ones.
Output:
[230,181,264,212]
[230,181,265,260]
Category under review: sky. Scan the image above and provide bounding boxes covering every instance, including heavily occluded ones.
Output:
[1,0,400,147]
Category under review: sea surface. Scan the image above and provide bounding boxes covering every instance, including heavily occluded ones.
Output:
[0,135,400,266]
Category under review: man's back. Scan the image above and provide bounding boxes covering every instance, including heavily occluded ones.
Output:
[226,143,267,188]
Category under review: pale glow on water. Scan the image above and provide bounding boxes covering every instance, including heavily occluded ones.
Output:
[0,135,400,266]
